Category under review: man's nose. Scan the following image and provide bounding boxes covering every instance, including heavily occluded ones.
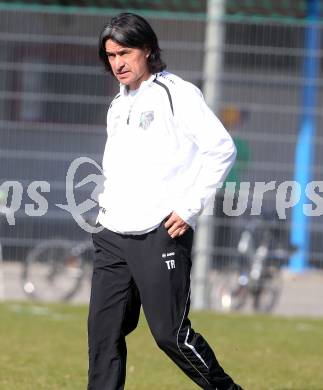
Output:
[115,55,125,70]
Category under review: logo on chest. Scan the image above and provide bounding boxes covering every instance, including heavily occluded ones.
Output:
[139,111,154,130]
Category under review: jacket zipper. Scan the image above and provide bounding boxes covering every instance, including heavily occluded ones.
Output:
[127,99,137,125]
[126,85,146,125]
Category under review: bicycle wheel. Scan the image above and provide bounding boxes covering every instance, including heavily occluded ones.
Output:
[208,270,249,312]
[22,239,85,302]
[252,266,283,312]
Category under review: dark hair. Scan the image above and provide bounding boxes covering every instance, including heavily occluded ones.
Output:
[98,13,166,74]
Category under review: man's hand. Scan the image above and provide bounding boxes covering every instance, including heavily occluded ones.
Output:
[164,212,190,239]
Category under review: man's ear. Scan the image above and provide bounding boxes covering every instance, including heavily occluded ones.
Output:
[144,47,151,59]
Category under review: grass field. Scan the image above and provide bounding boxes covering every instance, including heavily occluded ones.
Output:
[1,302,323,390]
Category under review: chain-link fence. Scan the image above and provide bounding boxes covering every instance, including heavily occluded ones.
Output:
[0,2,322,309]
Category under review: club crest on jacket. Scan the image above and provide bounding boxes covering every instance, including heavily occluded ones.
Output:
[139,111,154,130]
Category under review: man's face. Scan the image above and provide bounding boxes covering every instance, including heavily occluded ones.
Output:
[105,39,151,90]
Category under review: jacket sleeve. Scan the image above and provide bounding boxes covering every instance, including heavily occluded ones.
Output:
[173,82,236,227]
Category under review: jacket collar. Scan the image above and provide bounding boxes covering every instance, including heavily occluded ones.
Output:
[119,73,156,96]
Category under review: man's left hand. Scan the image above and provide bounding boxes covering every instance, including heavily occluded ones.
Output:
[164,212,190,239]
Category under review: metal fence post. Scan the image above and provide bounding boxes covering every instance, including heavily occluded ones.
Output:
[191,0,225,310]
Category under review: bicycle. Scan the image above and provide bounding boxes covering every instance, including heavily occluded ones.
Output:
[21,238,94,302]
[209,214,296,313]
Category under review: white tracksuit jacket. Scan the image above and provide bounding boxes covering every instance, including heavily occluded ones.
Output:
[97,71,236,234]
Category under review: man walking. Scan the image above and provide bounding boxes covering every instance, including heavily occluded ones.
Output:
[88,12,243,390]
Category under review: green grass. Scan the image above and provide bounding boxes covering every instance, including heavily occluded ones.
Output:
[1,302,323,390]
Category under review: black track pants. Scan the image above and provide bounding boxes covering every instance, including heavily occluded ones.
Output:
[87,221,235,390]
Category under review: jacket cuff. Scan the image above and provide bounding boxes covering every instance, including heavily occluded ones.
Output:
[174,205,201,229]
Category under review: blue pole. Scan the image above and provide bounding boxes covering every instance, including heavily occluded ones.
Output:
[290,0,321,272]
